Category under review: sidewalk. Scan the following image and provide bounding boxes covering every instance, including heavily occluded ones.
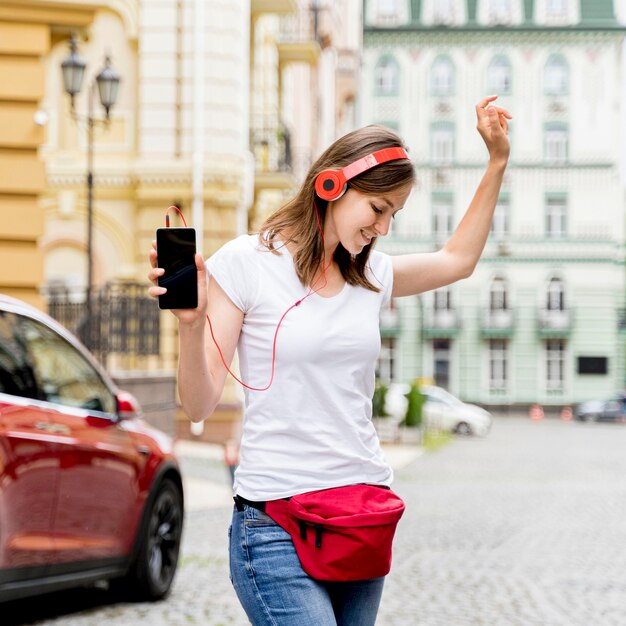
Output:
[174,439,423,512]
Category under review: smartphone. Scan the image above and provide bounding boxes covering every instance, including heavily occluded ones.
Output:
[156,227,198,309]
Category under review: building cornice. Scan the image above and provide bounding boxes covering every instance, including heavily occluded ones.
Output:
[46,157,247,189]
[0,0,138,40]
[364,24,626,35]
[363,28,626,46]
[414,162,617,170]
[380,238,625,264]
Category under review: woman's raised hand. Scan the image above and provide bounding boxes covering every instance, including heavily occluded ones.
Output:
[475,95,511,166]
[148,240,208,326]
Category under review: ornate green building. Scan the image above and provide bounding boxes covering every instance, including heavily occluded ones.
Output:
[363,0,626,411]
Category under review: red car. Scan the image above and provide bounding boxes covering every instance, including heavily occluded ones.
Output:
[0,295,184,602]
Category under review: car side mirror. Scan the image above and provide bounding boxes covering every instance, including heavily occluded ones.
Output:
[116,390,143,420]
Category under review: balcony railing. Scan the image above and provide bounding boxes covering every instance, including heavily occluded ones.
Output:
[380,308,400,336]
[537,308,573,337]
[422,308,461,338]
[251,125,292,173]
[277,7,322,64]
[480,308,515,337]
[44,281,160,367]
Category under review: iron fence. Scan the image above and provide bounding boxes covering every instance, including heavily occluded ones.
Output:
[44,281,160,366]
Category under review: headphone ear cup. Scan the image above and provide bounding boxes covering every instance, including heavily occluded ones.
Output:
[315,170,347,201]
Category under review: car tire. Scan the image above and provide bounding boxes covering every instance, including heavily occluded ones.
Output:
[115,478,184,601]
[584,413,599,422]
[456,422,472,436]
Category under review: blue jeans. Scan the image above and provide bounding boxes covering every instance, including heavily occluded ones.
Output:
[229,504,385,626]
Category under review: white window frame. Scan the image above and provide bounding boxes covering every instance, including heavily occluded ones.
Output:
[487,56,512,95]
[378,336,397,383]
[489,338,508,391]
[431,125,455,164]
[434,287,452,311]
[491,196,510,240]
[431,56,455,96]
[432,197,453,242]
[544,126,568,163]
[547,278,565,311]
[544,56,568,96]
[375,0,400,25]
[546,339,565,392]
[546,0,568,18]
[375,57,399,95]
[489,278,508,311]
[545,196,567,238]
[489,0,513,23]
[433,0,456,25]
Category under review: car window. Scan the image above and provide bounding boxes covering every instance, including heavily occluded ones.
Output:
[423,388,444,402]
[18,316,116,414]
[0,311,41,400]
[424,393,443,404]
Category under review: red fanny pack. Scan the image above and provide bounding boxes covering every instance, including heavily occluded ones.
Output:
[265,484,405,582]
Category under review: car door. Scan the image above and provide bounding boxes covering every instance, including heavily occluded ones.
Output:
[0,310,59,579]
[601,400,621,422]
[18,315,146,565]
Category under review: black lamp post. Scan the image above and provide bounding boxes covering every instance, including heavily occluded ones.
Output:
[61,33,121,346]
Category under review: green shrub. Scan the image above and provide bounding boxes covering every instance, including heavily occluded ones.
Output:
[372,380,388,417]
[404,382,424,427]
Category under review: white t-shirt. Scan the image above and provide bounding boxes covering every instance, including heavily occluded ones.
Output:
[206,234,394,500]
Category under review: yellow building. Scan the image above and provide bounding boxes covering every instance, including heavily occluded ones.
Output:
[0,0,361,442]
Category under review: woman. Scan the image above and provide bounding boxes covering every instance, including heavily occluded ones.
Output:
[148,95,511,625]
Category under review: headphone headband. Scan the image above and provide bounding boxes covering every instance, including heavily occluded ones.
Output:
[315,146,410,202]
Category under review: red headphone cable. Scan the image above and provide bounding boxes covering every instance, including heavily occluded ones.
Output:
[202,204,331,392]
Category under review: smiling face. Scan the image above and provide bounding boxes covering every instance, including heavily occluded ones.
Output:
[324,184,413,255]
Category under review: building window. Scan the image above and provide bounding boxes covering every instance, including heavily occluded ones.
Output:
[433,0,456,24]
[546,0,568,18]
[544,124,568,163]
[577,356,607,375]
[489,277,508,311]
[375,0,400,25]
[432,195,453,242]
[546,339,565,391]
[544,55,569,96]
[545,196,567,238]
[380,298,400,330]
[434,287,452,311]
[489,0,513,24]
[433,339,450,389]
[378,337,397,382]
[491,195,510,240]
[546,277,565,311]
[375,56,399,95]
[487,56,512,95]
[489,339,508,391]
[431,123,455,164]
[431,56,455,96]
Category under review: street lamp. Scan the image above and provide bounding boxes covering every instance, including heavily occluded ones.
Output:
[61,33,121,347]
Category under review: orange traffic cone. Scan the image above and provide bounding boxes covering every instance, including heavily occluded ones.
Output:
[560,406,573,421]
[529,404,544,421]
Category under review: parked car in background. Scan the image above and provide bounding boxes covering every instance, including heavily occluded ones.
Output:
[575,397,626,422]
[421,385,493,437]
[0,295,184,603]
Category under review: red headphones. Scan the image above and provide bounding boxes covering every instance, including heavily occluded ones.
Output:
[314,146,410,202]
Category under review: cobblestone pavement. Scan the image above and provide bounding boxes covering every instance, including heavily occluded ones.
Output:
[10,417,626,626]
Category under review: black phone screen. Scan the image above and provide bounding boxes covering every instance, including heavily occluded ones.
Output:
[156,227,198,309]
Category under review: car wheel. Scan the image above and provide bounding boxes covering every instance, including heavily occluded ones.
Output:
[117,478,183,601]
[584,413,599,422]
[456,422,472,436]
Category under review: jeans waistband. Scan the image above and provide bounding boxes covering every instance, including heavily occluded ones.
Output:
[234,494,266,512]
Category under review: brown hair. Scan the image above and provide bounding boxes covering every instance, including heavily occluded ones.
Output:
[259,125,416,291]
